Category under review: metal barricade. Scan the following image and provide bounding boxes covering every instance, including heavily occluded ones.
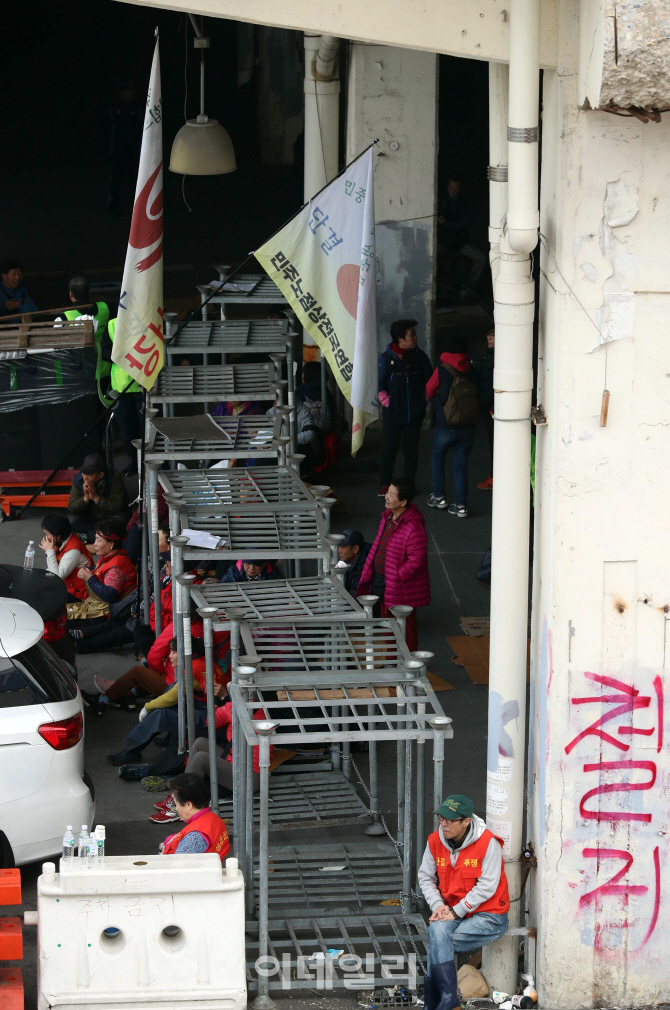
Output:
[145,413,283,464]
[229,662,452,1004]
[197,273,288,320]
[149,362,283,417]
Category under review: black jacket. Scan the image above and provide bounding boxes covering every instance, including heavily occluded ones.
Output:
[378,343,433,425]
[344,543,372,595]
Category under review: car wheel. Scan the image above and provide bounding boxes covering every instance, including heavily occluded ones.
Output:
[0,832,15,869]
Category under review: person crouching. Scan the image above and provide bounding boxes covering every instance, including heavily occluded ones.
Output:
[162,773,230,860]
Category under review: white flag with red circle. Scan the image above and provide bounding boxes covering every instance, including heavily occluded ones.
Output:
[255,148,378,454]
[112,39,164,391]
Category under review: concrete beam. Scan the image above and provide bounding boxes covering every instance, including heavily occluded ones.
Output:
[579,0,670,110]
[113,0,559,69]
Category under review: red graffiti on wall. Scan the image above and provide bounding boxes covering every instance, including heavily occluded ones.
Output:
[565,671,663,952]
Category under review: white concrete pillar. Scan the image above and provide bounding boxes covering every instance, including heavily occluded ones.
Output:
[346,43,438,362]
[530,3,670,1005]
[304,32,340,200]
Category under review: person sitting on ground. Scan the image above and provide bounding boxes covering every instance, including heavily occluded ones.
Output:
[39,513,93,600]
[106,639,225,767]
[356,478,430,653]
[68,452,128,544]
[85,605,230,714]
[67,517,137,649]
[0,259,37,316]
[417,795,509,1010]
[132,551,173,660]
[336,529,371,596]
[161,773,230,859]
[126,486,169,566]
[221,559,281,584]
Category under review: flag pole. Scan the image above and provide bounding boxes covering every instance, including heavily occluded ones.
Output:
[170,139,380,341]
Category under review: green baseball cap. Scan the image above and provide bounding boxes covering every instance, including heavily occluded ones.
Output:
[435,795,474,820]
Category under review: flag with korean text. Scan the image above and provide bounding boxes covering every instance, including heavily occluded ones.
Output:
[111,39,164,391]
[255,148,378,454]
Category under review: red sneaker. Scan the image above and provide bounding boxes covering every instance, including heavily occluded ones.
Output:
[154,796,176,812]
[149,808,180,824]
[477,475,493,490]
[377,485,389,498]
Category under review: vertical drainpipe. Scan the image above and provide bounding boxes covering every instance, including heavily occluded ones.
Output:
[482,0,539,994]
[303,33,340,202]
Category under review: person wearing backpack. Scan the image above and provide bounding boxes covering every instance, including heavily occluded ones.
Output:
[425,348,479,518]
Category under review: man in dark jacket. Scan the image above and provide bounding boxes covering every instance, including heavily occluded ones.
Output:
[377,319,433,496]
[221,560,282,583]
[337,529,371,596]
[425,346,479,519]
[67,453,129,543]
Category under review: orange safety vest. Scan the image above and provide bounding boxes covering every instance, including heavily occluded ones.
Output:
[56,533,93,601]
[93,548,137,597]
[163,809,230,862]
[427,827,510,917]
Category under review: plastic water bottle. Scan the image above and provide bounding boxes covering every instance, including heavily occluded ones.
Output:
[86,834,98,867]
[78,825,89,859]
[62,826,75,862]
[95,825,105,860]
[23,541,35,570]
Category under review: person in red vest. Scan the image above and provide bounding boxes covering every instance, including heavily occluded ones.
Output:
[39,513,94,600]
[67,517,137,650]
[417,795,509,1010]
[161,773,230,860]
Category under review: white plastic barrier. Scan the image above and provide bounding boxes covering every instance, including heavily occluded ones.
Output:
[36,854,246,1009]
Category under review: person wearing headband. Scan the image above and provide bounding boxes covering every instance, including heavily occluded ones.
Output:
[67,517,137,650]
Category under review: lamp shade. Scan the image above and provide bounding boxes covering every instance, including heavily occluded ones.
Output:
[169,117,236,175]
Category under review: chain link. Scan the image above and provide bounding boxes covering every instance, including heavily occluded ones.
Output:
[350,756,427,975]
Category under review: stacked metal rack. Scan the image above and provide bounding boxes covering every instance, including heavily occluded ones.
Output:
[163,318,298,449]
[134,290,455,1003]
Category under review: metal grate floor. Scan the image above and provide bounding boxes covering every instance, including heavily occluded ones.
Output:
[245,913,428,991]
[253,842,406,918]
[191,575,362,628]
[219,771,370,830]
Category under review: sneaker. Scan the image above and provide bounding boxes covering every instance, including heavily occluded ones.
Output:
[94,675,115,694]
[142,776,172,794]
[477,475,493,491]
[154,795,176,812]
[150,808,180,824]
[118,763,150,781]
[80,689,107,716]
[377,485,389,497]
[107,748,143,766]
[427,493,447,509]
[109,694,137,712]
[447,503,469,519]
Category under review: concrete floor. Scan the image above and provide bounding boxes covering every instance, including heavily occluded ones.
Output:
[0,420,493,1006]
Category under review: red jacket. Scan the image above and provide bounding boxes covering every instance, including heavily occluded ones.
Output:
[213,701,270,774]
[148,621,230,686]
[357,503,431,609]
[127,483,169,532]
[149,582,173,631]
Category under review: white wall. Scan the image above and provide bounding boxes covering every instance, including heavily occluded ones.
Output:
[530,1,670,1003]
[346,44,438,359]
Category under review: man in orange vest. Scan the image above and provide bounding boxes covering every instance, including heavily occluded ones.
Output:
[161,773,230,860]
[417,795,510,1010]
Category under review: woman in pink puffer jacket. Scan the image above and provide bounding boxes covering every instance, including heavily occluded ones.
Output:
[356,478,430,651]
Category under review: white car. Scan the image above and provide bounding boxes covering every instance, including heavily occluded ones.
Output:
[0,596,94,867]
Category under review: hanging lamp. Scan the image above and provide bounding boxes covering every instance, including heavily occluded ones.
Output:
[169,15,236,176]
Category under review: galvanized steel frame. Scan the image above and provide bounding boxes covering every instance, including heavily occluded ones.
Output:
[145,413,283,462]
[245,912,429,992]
[190,575,362,631]
[149,361,278,404]
[159,465,316,507]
